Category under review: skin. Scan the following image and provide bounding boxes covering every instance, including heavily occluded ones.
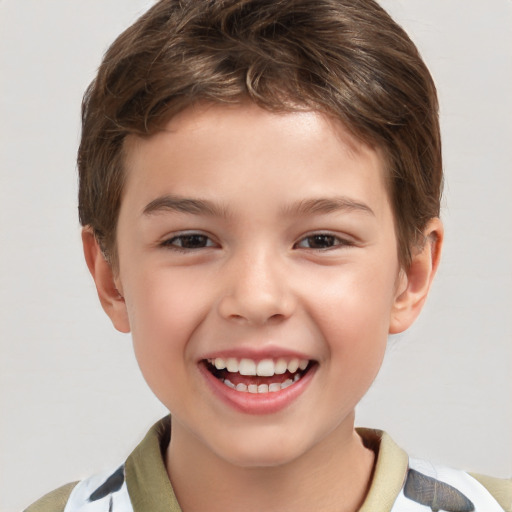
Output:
[83,102,443,512]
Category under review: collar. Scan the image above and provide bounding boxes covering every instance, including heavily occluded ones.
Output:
[124,417,409,512]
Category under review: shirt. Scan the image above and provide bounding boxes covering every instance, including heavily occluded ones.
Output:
[25,416,512,512]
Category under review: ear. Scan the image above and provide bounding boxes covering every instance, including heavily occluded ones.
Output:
[389,218,444,334]
[82,227,131,333]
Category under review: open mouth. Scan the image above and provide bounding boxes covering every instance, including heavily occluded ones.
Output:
[203,357,315,394]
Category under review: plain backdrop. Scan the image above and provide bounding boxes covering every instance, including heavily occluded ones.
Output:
[1,1,511,511]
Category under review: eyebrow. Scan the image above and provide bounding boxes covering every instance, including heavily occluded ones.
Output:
[143,195,228,217]
[282,197,375,217]
[142,194,374,218]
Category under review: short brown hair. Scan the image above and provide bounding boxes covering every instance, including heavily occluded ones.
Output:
[78,0,442,269]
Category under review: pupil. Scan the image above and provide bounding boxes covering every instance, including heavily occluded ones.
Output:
[182,235,206,248]
[310,235,334,248]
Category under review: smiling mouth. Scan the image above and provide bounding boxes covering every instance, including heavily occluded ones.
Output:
[203,357,315,394]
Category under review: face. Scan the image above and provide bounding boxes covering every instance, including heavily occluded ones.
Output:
[113,103,406,468]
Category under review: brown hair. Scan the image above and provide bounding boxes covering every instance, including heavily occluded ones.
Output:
[78,0,442,269]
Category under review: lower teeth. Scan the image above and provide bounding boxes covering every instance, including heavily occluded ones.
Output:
[223,373,301,393]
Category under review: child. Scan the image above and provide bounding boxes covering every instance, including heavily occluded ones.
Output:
[25,0,511,511]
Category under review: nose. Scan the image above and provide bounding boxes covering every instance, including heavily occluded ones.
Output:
[217,248,296,325]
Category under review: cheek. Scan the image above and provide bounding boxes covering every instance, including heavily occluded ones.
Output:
[123,269,212,387]
[311,264,397,360]
[127,266,210,332]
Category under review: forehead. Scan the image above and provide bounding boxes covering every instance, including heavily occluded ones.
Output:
[121,102,390,217]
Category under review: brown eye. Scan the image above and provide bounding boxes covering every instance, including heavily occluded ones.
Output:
[296,234,340,249]
[164,234,215,249]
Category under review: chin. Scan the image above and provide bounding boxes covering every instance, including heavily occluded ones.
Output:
[212,431,311,469]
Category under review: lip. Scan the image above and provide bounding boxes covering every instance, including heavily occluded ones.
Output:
[199,347,312,362]
[199,359,317,415]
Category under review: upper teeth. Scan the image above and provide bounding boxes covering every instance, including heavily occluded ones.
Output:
[209,357,309,376]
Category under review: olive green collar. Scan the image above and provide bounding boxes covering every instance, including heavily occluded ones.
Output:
[125,417,409,512]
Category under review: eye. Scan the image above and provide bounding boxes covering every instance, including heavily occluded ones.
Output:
[294,233,349,250]
[162,233,216,250]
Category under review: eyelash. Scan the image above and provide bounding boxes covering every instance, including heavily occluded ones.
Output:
[293,233,353,250]
[161,233,217,252]
[161,232,352,252]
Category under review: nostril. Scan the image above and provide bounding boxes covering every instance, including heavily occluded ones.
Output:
[268,313,287,323]
[228,313,247,322]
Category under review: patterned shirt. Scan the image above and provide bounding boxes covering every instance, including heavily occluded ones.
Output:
[26,417,512,512]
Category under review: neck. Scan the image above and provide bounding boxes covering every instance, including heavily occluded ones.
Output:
[165,413,375,512]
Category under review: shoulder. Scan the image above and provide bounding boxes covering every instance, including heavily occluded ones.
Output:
[399,458,512,512]
[22,417,173,512]
[24,482,79,512]
[470,473,512,512]
[25,465,133,512]
[357,428,511,512]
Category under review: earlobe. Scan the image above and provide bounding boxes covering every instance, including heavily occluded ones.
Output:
[389,218,444,334]
[82,227,131,333]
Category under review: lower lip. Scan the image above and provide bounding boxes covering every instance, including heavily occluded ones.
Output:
[199,363,317,415]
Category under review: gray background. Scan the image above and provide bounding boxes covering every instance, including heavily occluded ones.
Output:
[1,1,511,511]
